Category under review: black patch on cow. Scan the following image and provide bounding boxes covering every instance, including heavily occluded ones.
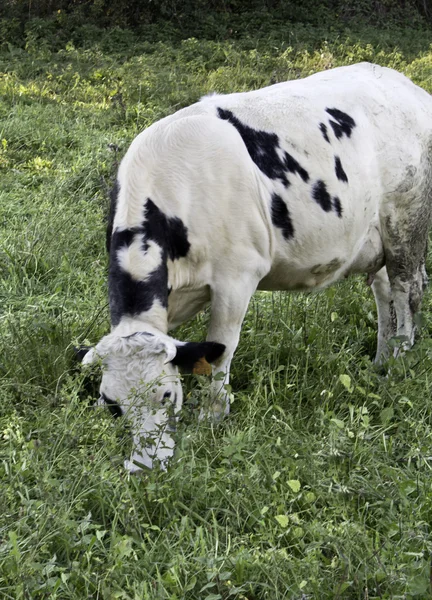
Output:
[217,107,309,186]
[109,255,168,327]
[319,122,330,143]
[113,226,140,249]
[334,156,348,182]
[171,341,226,373]
[108,226,168,327]
[284,152,309,183]
[312,180,332,212]
[271,193,294,240]
[106,179,120,253]
[333,196,343,218]
[108,198,190,327]
[326,108,356,140]
[143,199,190,261]
[102,392,123,418]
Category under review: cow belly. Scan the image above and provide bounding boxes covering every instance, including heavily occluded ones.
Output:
[258,260,349,291]
[346,222,385,275]
[258,221,384,292]
[167,286,211,330]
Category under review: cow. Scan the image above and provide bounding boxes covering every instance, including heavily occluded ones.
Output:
[81,62,432,472]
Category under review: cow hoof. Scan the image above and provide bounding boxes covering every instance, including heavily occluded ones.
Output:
[124,459,144,474]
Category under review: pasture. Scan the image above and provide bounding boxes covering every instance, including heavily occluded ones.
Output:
[1,15,432,599]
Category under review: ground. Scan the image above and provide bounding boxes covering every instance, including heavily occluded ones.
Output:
[1,16,432,599]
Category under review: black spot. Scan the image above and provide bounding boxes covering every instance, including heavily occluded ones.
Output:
[101,393,123,418]
[334,156,348,183]
[217,107,309,186]
[171,341,226,373]
[319,123,330,143]
[108,198,190,327]
[112,226,141,250]
[312,180,332,212]
[143,199,190,261]
[284,152,309,183]
[109,244,168,327]
[217,107,283,182]
[270,193,294,240]
[333,196,343,218]
[326,108,356,140]
[106,179,120,253]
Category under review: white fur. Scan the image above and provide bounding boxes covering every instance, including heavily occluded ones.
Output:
[117,237,163,282]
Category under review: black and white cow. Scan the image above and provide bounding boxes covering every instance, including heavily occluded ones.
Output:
[82,62,432,471]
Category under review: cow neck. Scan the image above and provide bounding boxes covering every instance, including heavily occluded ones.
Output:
[112,313,168,338]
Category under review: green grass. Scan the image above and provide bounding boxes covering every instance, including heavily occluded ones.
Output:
[2,16,432,600]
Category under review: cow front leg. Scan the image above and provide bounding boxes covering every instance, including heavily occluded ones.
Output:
[201,278,258,420]
[204,355,234,421]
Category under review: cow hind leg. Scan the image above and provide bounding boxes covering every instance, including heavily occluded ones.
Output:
[387,257,428,357]
[371,267,397,363]
[381,179,431,357]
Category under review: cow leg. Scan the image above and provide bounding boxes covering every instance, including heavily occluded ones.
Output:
[387,260,427,357]
[202,278,258,420]
[382,200,430,357]
[371,267,396,363]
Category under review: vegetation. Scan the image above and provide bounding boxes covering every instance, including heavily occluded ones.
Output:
[1,10,432,600]
[1,0,431,29]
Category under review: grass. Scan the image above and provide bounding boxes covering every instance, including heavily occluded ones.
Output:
[1,15,432,600]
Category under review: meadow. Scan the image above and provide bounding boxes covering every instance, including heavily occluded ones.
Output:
[1,13,432,599]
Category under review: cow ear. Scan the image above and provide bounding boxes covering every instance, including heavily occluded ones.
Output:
[171,341,225,375]
[73,345,92,362]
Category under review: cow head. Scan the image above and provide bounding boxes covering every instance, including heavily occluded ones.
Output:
[80,331,225,472]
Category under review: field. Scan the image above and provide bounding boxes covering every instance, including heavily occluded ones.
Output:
[2,14,432,599]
